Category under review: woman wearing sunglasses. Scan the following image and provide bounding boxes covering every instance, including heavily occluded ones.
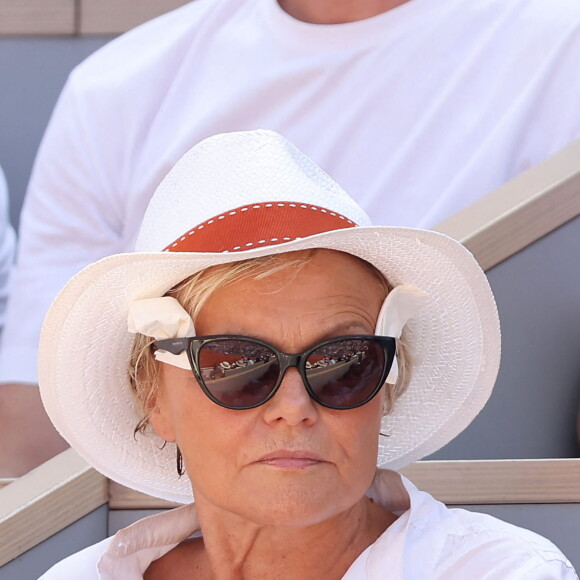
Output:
[38,130,575,579]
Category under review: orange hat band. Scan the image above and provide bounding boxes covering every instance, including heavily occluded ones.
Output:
[163,202,357,253]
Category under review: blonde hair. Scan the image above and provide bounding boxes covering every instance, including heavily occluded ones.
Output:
[129,250,411,433]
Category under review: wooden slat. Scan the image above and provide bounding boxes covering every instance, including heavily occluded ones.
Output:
[109,459,580,510]
[109,480,181,510]
[400,459,580,505]
[0,0,75,35]
[435,140,580,271]
[0,448,108,567]
[79,0,190,35]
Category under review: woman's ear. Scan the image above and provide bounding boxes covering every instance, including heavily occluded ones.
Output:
[149,406,176,443]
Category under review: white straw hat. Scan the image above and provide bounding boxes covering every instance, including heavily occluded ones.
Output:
[39,129,500,504]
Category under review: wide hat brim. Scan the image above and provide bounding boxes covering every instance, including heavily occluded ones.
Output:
[39,225,500,504]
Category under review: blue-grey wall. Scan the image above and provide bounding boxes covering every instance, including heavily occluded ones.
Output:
[0,36,114,229]
[0,505,107,580]
[430,216,580,460]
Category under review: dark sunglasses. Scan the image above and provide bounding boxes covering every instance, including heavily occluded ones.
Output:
[154,334,396,410]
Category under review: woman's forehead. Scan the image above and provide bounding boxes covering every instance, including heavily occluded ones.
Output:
[194,250,387,340]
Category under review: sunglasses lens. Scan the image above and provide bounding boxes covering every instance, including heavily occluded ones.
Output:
[305,338,385,408]
[198,339,279,408]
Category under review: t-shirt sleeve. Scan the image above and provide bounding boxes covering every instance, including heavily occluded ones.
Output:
[0,72,125,385]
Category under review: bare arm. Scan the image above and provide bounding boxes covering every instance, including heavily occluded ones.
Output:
[0,383,68,476]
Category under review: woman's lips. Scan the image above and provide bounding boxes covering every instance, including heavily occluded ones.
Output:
[256,450,324,469]
[259,458,321,468]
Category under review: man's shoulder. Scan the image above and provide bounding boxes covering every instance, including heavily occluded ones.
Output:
[38,537,112,579]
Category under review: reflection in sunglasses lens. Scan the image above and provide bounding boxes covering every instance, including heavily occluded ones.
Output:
[306,339,383,407]
[199,340,279,407]
[197,337,385,409]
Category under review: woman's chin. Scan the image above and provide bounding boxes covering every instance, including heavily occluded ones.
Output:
[231,478,357,528]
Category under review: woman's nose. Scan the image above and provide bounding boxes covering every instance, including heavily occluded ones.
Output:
[262,367,319,426]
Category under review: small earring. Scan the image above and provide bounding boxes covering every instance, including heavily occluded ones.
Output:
[176,446,185,477]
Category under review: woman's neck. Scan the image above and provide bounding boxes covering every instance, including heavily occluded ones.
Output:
[277,0,411,24]
[195,496,397,580]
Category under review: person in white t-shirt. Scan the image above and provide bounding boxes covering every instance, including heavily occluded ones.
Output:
[2,0,580,475]
[37,131,576,579]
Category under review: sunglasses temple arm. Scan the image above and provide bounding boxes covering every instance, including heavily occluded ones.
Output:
[154,337,190,355]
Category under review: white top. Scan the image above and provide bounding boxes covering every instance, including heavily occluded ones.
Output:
[0,167,15,339]
[39,471,577,579]
[3,0,580,383]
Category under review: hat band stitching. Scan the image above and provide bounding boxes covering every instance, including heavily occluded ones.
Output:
[162,202,356,253]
